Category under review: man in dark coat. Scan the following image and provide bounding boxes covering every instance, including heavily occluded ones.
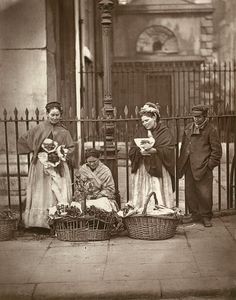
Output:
[178,105,222,227]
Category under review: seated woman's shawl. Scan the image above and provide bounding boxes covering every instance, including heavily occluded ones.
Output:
[76,161,115,200]
[129,122,175,190]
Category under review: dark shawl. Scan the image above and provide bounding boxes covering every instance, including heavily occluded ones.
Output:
[17,120,74,164]
[129,122,175,189]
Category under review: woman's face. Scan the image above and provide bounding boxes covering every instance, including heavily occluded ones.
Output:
[86,156,99,170]
[47,108,61,125]
[141,115,157,130]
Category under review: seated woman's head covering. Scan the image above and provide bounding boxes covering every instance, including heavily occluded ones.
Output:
[45,101,63,114]
[85,148,100,159]
[139,102,160,120]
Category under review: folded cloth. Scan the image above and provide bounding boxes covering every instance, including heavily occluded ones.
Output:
[86,197,115,212]
[118,201,180,218]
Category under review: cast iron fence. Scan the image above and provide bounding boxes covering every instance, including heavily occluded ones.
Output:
[83,61,236,118]
[0,109,236,221]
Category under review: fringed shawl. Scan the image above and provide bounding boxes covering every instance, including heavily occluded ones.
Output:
[129,122,175,189]
[76,161,115,199]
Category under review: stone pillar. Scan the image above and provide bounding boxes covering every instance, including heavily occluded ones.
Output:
[98,0,120,206]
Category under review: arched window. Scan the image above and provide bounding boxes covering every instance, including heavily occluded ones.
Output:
[136,25,178,55]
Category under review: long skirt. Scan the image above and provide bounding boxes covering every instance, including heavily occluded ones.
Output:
[24,161,72,228]
[131,162,174,211]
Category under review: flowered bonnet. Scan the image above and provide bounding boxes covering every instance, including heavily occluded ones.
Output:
[139,102,160,118]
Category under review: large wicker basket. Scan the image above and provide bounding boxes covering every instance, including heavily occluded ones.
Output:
[54,214,113,242]
[0,218,18,241]
[124,192,179,240]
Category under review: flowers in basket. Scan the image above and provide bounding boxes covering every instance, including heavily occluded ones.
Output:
[0,209,18,221]
[48,173,123,233]
[48,202,123,233]
[73,174,94,202]
[38,138,69,169]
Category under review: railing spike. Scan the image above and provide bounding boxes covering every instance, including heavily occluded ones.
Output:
[124,105,129,117]
[166,105,170,117]
[25,108,29,119]
[114,107,117,118]
[91,107,96,119]
[80,107,85,119]
[14,107,18,119]
[3,109,7,119]
[35,108,39,117]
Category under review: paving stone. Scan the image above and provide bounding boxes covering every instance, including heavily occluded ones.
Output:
[184,225,232,238]
[187,238,236,252]
[50,239,109,248]
[0,284,35,300]
[103,262,200,281]
[0,239,52,250]
[28,263,105,283]
[161,277,234,298]
[34,280,161,299]
[107,248,194,265]
[0,266,34,284]
[42,247,107,265]
[0,249,46,267]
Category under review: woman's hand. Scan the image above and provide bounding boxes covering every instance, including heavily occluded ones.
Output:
[144,147,157,154]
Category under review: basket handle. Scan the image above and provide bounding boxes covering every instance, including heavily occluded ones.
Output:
[142,192,158,215]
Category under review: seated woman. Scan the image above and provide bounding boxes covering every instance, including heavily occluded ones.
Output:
[75,148,118,212]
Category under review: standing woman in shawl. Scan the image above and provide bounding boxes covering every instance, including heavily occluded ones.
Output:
[129,102,175,210]
[18,102,74,229]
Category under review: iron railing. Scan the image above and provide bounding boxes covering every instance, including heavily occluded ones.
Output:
[83,61,236,118]
[0,109,236,221]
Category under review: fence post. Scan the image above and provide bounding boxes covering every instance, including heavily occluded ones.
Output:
[98,1,119,194]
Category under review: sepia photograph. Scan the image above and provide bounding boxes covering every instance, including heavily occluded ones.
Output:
[0,0,236,299]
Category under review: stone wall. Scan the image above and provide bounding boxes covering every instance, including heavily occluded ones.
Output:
[0,0,47,117]
[113,0,214,62]
[0,0,48,206]
[213,0,236,62]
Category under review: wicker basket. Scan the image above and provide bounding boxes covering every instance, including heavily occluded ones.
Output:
[124,192,179,240]
[0,219,18,241]
[54,215,112,242]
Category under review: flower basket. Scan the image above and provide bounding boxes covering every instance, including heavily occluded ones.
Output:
[124,192,180,240]
[50,201,119,242]
[0,212,18,241]
[54,214,113,242]
[50,173,122,242]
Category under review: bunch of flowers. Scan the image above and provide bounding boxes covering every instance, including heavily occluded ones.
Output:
[73,174,95,201]
[38,138,69,169]
[48,202,83,225]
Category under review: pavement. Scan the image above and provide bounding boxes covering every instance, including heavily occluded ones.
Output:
[0,215,236,300]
